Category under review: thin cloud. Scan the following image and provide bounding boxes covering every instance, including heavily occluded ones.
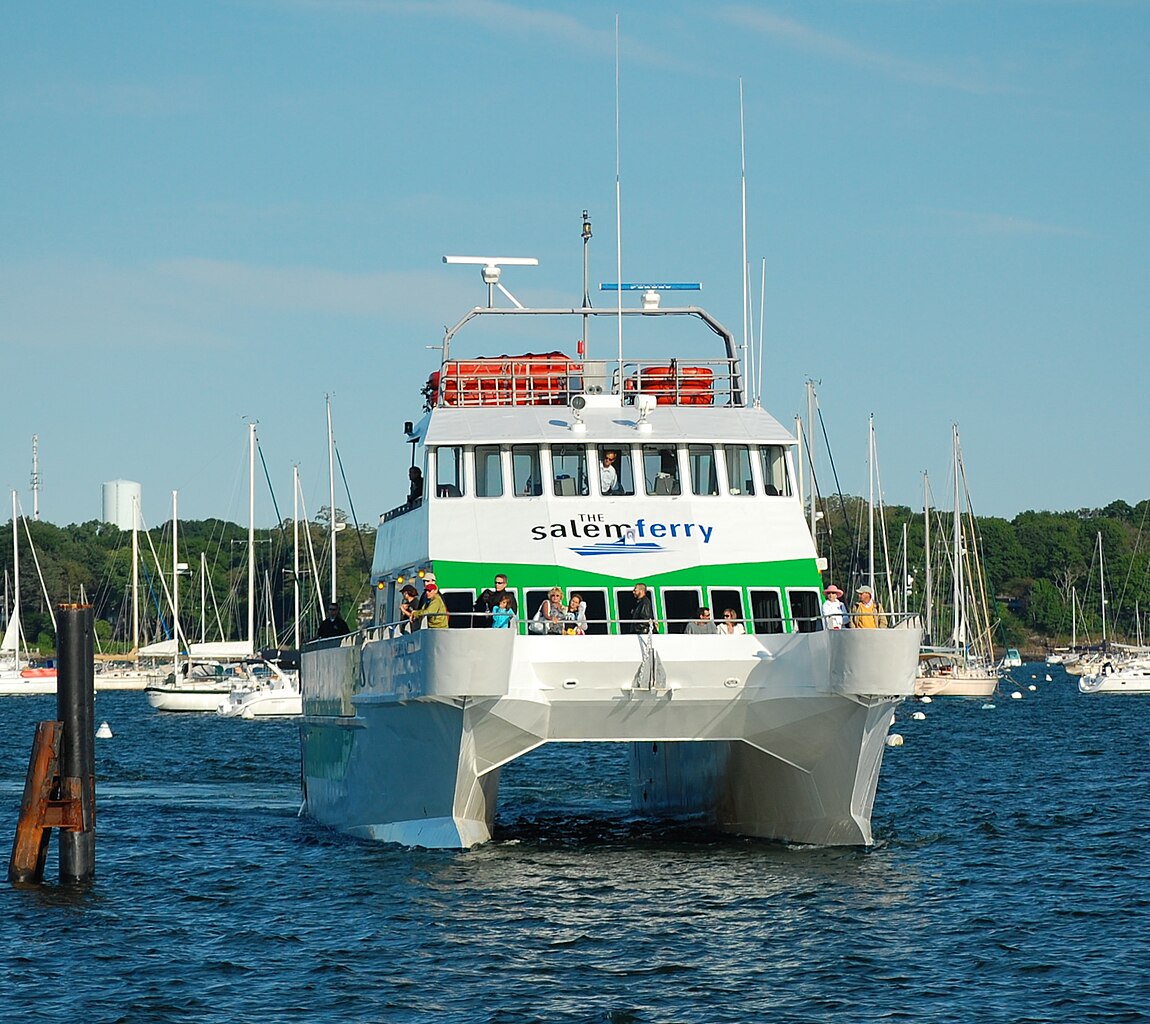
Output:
[716,5,1003,94]
[277,0,680,68]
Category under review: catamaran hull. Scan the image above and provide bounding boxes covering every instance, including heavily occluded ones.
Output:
[300,625,920,849]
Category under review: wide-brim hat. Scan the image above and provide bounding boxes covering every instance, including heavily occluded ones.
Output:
[824,585,843,596]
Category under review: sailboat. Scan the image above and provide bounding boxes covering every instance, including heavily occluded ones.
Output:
[1,491,59,696]
[217,460,305,719]
[915,427,1001,697]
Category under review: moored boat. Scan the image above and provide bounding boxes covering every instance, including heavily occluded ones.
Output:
[298,250,922,850]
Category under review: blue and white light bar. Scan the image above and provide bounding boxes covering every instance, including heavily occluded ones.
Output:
[600,282,701,309]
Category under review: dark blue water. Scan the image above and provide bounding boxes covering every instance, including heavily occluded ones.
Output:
[2,667,1147,1023]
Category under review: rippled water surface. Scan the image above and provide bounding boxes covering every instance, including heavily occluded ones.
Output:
[2,667,1148,1023]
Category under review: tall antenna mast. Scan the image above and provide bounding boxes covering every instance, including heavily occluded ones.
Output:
[581,210,592,360]
[30,435,40,521]
[739,79,752,405]
[614,14,624,392]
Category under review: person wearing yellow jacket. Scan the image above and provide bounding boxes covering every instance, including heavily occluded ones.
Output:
[851,585,887,628]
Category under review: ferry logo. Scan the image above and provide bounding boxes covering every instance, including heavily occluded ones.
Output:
[529,514,713,556]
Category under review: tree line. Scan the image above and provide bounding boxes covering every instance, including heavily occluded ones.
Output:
[0,509,374,657]
[3,498,1147,655]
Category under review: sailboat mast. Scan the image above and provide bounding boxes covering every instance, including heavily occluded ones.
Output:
[293,465,301,652]
[131,495,140,655]
[1098,531,1107,645]
[807,381,817,548]
[248,423,256,654]
[11,491,19,656]
[923,472,932,642]
[172,490,179,678]
[952,425,964,653]
[326,396,337,605]
[867,416,876,592]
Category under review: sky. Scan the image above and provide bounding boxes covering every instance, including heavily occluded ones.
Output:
[2,0,1147,530]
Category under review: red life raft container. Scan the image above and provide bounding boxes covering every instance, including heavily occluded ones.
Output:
[435,353,574,406]
[634,365,714,405]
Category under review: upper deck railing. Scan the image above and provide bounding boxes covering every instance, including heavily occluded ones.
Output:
[429,355,739,409]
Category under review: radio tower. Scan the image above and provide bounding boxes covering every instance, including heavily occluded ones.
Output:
[30,435,40,521]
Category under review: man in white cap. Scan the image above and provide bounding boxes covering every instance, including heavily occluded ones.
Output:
[821,584,848,630]
[412,572,449,629]
[851,584,886,629]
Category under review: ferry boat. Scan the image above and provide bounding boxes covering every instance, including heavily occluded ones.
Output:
[299,255,922,849]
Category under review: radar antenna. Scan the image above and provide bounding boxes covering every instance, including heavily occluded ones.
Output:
[442,255,539,308]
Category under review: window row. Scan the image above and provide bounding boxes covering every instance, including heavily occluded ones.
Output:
[433,443,793,499]
[378,582,824,635]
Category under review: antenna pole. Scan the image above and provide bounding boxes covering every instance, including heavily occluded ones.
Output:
[614,15,624,393]
[581,210,592,360]
[739,79,751,406]
[30,435,40,522]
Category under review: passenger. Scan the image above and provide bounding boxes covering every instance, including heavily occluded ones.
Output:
[411,575,449,629]
[474,573,518,627]
[491,593,517,630]
[851,585,887,629]
[565,593,588,635]
[822,584,849,630]
[407,466,424,506]
[718,609,746,635]
[599,450,619,495]
[630,582,656,634]
[532,586,566,635]
[398,584,419,631]
[685,607,717,634]
[316,602,350,638]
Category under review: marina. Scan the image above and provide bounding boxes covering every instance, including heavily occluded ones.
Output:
[3,669,1147,1021]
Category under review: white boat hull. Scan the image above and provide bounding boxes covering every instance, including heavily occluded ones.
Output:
[145,682,235,712]
[1079,662,1150,693]
[915,671,999,698]
[217,684,302,719]
[0,670,57,696]
[300,625,921,849]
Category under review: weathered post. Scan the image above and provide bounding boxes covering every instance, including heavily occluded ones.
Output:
[56,603,95,884]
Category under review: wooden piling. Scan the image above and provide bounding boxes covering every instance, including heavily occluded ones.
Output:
[7,604,96,885]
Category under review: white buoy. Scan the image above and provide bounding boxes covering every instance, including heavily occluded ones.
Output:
[1028,684,1037,691]
[911,711,926,720]
[1011,691,1023,700]
[919,695,933,704]
[96,721,113,739]
[1045,674,1052,682]
[981,702,996,710]
[886,733,904,747]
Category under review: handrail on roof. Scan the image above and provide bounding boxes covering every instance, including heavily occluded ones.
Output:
[440,306,744,407]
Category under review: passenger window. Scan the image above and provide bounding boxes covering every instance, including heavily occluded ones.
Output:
[749,589,785,634]
[725,445,755,496]
[688,444,719,496]
[759,445,791,496]
[512,445,543,496]
[435,446,464,498]
[789,590,823,633]
[661,588,704,634]
[643,445,681,496]
[440,590,476,628]
[571,589,609,635]
[551,444,588,496]
[475,446,503,498]
[709,588,745,631]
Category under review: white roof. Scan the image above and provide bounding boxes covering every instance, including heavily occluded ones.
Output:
[138,640,255,659]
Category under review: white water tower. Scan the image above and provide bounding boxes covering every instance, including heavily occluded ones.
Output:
[102,480,143,531]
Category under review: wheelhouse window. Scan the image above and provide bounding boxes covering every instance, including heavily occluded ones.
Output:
[688,444,719,496]
[551,444,588,496]
[725,445,755,496]
[760,445,791,496]
[512,445,543,497]
[596,446,634,496]
[435,446,464,498]
[474,445,503,498]
[788,589,823,633]
[643,445,681,496]
[749,589,785,634]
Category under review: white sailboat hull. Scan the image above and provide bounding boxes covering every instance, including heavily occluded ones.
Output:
[300,625,921,849]
[0,668,57,695]
[145,681,235,712]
